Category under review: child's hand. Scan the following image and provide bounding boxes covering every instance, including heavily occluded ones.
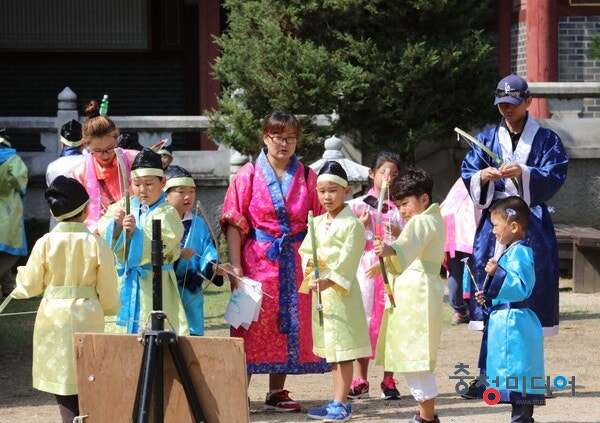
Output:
[180,247,196,261]
[365,262,381,279]
[373,239,394,257]
[309,277,333,292]
[122,214,136,233]
[113,207,127,226]
[475,290,487,306]
[385,222,401,238]
[358,208,370,226]
[216,262,233,277]
[485,258,498,277]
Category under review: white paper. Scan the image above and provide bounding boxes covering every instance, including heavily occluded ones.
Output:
[224,277,263,329]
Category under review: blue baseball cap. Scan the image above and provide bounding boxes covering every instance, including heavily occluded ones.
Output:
[494,74,530,106]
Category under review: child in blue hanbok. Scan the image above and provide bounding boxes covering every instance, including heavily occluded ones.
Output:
[475,196,545,423]
[99,148,189,335]
[164,165,227,335]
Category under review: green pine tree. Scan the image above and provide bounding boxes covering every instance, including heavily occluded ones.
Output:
[207,0,498,163]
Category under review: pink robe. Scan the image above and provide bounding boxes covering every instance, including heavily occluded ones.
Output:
[220,151,329,374]
[347,190,403,358]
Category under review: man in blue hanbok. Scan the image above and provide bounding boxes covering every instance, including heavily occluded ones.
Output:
[461,74,568,398]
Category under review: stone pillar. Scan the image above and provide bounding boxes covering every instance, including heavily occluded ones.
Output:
[55,87,79,157]
[526,0,558,118]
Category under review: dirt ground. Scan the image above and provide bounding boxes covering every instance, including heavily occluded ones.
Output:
[1,282,599,423]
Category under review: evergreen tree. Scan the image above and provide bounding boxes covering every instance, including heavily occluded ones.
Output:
[208,0,498,162]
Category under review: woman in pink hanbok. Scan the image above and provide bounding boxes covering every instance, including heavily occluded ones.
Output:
[220,110,329,412]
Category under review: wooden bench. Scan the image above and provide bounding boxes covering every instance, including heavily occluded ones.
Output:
[555,224,600,293]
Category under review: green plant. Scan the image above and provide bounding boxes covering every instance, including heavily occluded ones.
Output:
[208,0,498,162]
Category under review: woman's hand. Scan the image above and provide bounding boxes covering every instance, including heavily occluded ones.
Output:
[228,265,244,289]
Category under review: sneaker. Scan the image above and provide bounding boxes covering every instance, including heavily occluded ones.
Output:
[460,379,478,399]
[408,411,440,423]
[322,401,351,422]
[380,375,401,400]
[347,378,369,399]
[264,389,301,412]
[307,400,352,420]
[451,312,469,325]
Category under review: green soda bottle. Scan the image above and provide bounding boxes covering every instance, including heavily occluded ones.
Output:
[99,94,109,116]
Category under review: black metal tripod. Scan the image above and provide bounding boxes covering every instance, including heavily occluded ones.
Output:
[131,219,206,423]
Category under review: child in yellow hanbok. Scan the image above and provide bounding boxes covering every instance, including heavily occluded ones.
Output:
[374,167,445,423]
[11,176,119,423]
[299,160,371,423]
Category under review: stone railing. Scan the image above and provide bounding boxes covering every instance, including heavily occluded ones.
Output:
[2,84,599,227]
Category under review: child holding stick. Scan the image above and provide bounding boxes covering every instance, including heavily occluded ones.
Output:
[299,160,371,422]
[164,164,229,335]
[475,196,545,423]
[99,148,189,335]
[373,167,445,423]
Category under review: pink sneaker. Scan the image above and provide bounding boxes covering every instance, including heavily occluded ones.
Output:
[348,377,370,399]
[380,375,401,400]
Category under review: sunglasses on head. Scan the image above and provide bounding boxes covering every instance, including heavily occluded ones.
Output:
[363,195,389,213]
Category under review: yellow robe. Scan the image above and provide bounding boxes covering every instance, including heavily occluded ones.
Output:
[0,152,28,256]
[299,205,371,363]
[375,204,445,373]
[13,222,120,395]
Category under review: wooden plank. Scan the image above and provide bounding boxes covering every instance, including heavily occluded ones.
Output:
[75,333,249,423]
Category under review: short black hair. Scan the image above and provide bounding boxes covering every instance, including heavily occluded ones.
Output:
[389,167,433,202]
[491,196,530,230]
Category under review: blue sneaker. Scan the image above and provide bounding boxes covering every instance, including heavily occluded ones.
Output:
[307,400,352,421]
[307,400,334,420]
[323,401,351,422]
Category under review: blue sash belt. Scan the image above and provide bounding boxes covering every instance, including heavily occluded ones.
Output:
[249,228,306,261]
[116,262,174,333]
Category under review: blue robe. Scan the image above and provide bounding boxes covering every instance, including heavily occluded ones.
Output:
[480,240,545,405]
[461,114,568,335]
[175,212,222,336]
[99,193,189,335]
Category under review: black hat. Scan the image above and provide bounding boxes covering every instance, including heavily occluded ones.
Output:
[131,147,164,178]
[164,165,195,191]
[45,176,90,222]
[317,160,348,188]
[0,128,11,147]
[117,132,143,151]
[60,120,83,147]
